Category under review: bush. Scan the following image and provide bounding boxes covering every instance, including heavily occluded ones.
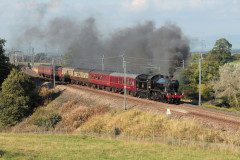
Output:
[0,39,11,86]
[202,84,215,101]
[0,150,5,157]
[179,84,198,100]
[213,64,240,108]
[39,87,61,105]
[34,113,62,129]
[0,69,39,128]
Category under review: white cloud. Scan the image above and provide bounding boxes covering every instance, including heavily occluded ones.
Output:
[122,0,148,11]
[131,0,147,9]
[121,0,221,12]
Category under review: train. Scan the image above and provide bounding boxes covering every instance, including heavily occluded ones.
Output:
[36,65,184,104]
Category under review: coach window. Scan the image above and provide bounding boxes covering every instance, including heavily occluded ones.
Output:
[129,80,132,86]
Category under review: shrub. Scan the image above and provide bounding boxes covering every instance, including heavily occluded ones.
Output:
[213,64,240,108]
[39,87,61,105]
[0,39,11,85]
[0,150,5,157]
[0,69,39,128]
[34,113,62,129]
[202,84,215,101]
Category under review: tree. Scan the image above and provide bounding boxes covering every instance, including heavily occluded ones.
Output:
[0,69,39,128]
[178,38,233,101]
[63,52,74,67]
[0,39,11,85]
[207,38,232,64]
[213,64,240,108]
[34,53,48,63]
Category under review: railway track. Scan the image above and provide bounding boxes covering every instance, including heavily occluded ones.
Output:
[22,67,240,130]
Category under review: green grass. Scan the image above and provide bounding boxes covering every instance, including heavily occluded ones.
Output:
[229,60,240,65]
[0,133,239,160]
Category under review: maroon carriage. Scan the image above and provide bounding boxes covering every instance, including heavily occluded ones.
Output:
[109,72,137,93]
[89,70,113,89]
[57,67,62,78]
[38,65,53,77]
[37,65,60,80]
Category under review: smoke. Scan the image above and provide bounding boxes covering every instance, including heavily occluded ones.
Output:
[17,0,62,20]
[103,21,189,74]
[16,8,189,75]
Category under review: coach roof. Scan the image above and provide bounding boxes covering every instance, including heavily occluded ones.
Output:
[74,68,92,72]
[90,70,113,75]
[110,72,140,79]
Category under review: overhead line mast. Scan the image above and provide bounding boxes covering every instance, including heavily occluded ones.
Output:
[199,40,205,106]
[52,58,55,88]
[121,54,127,110]
[101,55,105,71]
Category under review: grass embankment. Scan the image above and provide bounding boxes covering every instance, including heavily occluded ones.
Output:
[8,87,240,158]
[0,133,240,160]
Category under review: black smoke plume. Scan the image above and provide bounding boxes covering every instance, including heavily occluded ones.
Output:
[17,17,189,74]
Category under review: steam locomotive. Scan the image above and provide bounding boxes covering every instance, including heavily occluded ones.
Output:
[36,65,183,104]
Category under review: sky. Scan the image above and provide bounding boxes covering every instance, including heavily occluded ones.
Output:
[0,0,239,52]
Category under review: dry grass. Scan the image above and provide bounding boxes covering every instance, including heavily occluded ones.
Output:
[56,105,109,132]
[78,109,202,138]
[77,109,240,152]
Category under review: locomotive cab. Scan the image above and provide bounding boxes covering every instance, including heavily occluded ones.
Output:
[135,74,149,98]
[149,74,168,91]
[169,78,179,92]
[156,75,170,91]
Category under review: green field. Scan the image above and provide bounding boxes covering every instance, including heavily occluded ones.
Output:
[0,133,239,160]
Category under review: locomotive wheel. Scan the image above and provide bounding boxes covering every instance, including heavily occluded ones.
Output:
[129,91,136,97]
[161,96,167,103]
[129,91,133,96]
[175,98,180,104]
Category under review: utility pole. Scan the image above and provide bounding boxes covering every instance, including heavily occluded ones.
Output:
[31,48,35,67]
[15,52,18,66]
[52,59,56,88]
[122,54,127,110]
[198,56,202,106]
[21,53,24,63]
[101,55,105,71]
[182,60,185,69]
[199,40,205,106]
